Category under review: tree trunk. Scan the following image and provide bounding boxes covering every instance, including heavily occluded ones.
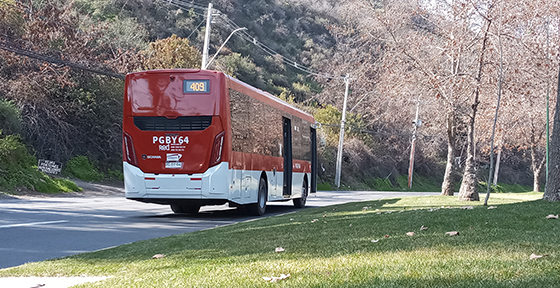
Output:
[543,64,560,201]
[530,145,545,192]
[441,111,456,196]
[534,167,543,192]
[458,118,480,201]
[458,19,492,201]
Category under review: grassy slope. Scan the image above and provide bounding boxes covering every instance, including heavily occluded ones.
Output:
[1,193,559,287]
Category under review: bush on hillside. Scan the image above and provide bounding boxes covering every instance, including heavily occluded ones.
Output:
[0,98,22,135]
[63,155,104,182]
[0,133,80,193]
[0,133,36,189]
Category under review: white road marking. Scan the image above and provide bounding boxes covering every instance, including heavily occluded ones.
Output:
[0,220,68,229]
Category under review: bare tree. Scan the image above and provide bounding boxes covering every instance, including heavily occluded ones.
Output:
[544,64,560,200]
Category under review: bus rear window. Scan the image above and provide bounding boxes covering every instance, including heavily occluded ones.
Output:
[134,116,212,131]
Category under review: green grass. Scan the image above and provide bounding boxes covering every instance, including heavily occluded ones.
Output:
[396,175,441,192]
[317,182,333,191]
[479,182,534,193]
[1,193,559,287]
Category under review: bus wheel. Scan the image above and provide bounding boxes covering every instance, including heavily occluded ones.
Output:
[248,177,267,216]
[293,179,308,208]
[170,204,200,214]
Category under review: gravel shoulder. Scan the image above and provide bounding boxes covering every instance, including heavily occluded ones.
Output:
[0,179,124,200]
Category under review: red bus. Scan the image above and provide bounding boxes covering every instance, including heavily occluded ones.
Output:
[123,69,317,215]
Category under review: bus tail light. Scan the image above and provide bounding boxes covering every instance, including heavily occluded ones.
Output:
[209,131,225,167]
[123,132,139,167]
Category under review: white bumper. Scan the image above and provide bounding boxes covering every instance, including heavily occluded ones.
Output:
[124,162,230,200]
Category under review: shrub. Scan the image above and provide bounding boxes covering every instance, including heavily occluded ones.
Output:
[0,98,22,135]
[0,133,36,189]
[32,174,82,193]
[107,168,124,181]
[0,133,80,193]
[63,156,104,181]
[372,178,396,191]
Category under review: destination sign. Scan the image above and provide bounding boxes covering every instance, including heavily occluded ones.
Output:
[183,79,210,93]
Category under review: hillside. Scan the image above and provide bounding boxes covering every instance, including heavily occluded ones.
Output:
[0,0,556,193]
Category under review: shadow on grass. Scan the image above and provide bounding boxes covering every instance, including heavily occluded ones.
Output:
[16,196,560,287]
[65,198,559,261]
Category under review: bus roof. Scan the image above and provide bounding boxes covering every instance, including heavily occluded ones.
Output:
[224,73,315,124]
[126,69,316,125]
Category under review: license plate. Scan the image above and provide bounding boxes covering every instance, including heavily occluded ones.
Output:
[165,162,183,169]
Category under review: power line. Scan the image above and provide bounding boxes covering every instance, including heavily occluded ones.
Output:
[0,41,125,79]
[165,0,342,80]
[186,18,205,40]
[160,0,208,17]
[220,16,340,79]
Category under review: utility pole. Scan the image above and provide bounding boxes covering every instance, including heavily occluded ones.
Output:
[335,74,350,188]
[408,98,421,188]
[201,3,213,70]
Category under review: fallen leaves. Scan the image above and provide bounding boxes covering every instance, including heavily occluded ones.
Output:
[446,231,459,236]
[152,254,166,259]
[461,206,474,210]
[406,232,415,236]
[263,274,290,282]
[546,214,559,219]
[420,225,428,231]
[371,239,379,243]
[275,247,285,253]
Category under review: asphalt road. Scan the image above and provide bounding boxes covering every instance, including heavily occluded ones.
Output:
[0,190,438,269]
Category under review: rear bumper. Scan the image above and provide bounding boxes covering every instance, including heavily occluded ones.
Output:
[124,162,230,202]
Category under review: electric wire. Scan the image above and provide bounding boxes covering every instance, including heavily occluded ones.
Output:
[186,19,205,40]
[165,0,343,80]
[160,0,208,17]
[0,41,125,79]
[1,0,338,80]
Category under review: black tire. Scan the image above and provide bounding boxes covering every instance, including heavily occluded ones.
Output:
[170,204,185,213]
[170,204,200,214]
[293,179,308,208]
[248,177,267,216]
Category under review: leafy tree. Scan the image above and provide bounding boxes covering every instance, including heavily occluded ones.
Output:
[142,34,201,70]
[0,0,24,37]
[314,104,368,145]
[0,1,130,168]
[218,53,264,88]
